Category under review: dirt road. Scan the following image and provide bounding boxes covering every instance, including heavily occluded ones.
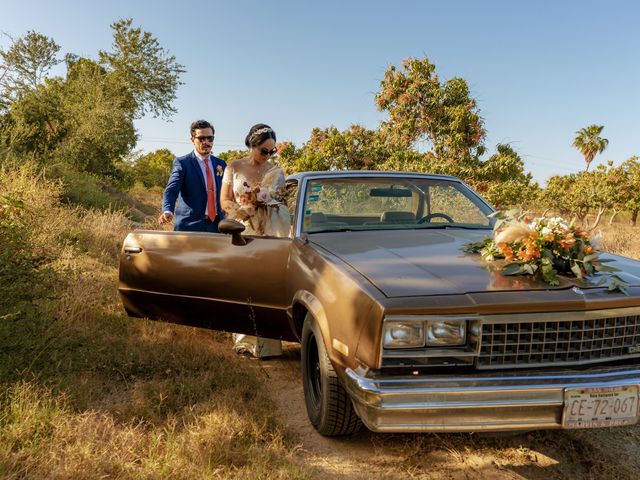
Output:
[239,341,640,480]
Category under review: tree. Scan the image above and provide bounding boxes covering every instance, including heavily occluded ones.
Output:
[375,57,485,163]
[542,162,624,230]
[474,144,538,209]
[618,156,640,225]
[572,124,609,171]
[98,18,185,119]
[582,162,626,229]
[132,148,174,188]
[217,149,248,164]
[0,31,60,111]
[2,57,137,176]
[1,21,184,179]
[279,125,390,173]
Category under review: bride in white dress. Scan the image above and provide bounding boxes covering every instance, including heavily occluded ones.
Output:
[220,124,290,357]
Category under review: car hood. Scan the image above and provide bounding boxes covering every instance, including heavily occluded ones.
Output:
[310,229,640,298]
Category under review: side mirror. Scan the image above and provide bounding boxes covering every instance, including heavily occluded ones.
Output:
[218,219,247,245]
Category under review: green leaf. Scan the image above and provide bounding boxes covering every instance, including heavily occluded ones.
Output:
[595,264,621,273]
[570,263,583,279]
[583,253,599,262]
[608,275,630,295]
[502,263,525,276]
[595,258,616,263]
[506,208,520,218]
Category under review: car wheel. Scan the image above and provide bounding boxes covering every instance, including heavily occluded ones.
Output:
[301,313,362,436]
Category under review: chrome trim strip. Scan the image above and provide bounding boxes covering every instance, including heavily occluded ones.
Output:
[344,365,640,432]
[481,306,640,323]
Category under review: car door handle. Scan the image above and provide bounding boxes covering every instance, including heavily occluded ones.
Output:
[124,246,142,254]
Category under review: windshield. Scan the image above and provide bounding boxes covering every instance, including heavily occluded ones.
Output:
[300,176,494,233]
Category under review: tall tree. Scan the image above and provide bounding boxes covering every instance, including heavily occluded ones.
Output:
[0,31,60,110]
[572,124,609,171]
[375,57,485,163]
[98,18,185,119]
[1,21,184,177]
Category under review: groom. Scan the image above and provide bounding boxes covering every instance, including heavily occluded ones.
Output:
[159,120,227,232]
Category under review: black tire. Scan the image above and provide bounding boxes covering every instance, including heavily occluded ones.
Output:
[301,313,362,436]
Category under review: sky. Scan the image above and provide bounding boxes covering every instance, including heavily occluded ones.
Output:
[1,0,638,185]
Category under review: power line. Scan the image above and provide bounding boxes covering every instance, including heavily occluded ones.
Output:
[138,137,245,148]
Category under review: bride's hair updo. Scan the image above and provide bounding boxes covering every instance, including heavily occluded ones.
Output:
[245,123,277,148]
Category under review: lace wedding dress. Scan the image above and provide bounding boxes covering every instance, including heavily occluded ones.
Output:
[222,161,291,357]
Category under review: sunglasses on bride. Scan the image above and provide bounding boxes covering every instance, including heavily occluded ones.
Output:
[260,147,278,156]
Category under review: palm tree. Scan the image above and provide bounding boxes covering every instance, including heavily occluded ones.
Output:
[572,125,609,171]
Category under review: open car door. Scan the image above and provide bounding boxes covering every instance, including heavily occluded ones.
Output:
[118,230,294,341]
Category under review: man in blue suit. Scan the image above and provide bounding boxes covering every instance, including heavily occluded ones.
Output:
[159,120,227,232]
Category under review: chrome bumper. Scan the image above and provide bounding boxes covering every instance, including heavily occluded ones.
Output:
[344,366,640,432]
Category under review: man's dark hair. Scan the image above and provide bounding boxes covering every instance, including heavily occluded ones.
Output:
[190,120,215,137]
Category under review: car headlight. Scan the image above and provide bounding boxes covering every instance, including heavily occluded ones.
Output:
[383,321,425,348]
[426,320,466,346]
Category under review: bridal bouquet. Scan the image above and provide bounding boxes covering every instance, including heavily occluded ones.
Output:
[226,164,289,235]
[463,210,628,292]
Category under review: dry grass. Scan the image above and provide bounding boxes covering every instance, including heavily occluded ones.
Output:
[595,222,640,259]
[0,381,308,479]
[0,163,312,479]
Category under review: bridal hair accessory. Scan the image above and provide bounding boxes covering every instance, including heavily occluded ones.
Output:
[249,127,273,142]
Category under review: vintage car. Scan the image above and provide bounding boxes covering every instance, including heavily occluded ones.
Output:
[119,171,640,436]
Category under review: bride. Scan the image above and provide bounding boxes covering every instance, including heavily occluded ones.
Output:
[220,124,290,357]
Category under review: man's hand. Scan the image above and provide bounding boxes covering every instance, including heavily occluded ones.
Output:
[158,212,173,225]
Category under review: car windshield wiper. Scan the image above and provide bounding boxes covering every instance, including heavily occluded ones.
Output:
[416,224,491,230]
[307,227,353,233]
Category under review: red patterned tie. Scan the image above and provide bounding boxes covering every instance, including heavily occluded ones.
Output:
[204,158,216,222]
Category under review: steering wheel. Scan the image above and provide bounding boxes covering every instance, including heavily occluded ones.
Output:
[417,212,454,224]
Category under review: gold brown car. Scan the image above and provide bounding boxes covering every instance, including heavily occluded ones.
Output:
[119,171,640,436]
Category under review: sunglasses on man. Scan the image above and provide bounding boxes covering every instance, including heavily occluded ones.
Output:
[260,147,278,156]
[194,135,214,143]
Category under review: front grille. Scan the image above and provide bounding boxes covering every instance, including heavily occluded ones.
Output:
[478,315,640,369]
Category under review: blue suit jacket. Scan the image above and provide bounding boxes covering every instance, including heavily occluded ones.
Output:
[162,152,227,232]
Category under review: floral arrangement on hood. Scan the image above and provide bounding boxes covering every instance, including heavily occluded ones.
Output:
[225,163,289,235]
[463,210,628,293]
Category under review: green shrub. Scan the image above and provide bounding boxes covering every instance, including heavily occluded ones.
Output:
[46,164,116,210]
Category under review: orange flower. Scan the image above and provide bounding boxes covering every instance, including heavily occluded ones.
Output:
[573,227,589,239]
[558,232,576,252]
[517,238,541,262]
[497,242,515,262]
[584,245,595,255]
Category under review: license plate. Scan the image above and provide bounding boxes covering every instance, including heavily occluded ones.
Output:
[562,385,639,429]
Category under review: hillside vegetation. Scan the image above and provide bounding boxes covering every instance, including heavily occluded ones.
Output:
[0,164,312,478]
